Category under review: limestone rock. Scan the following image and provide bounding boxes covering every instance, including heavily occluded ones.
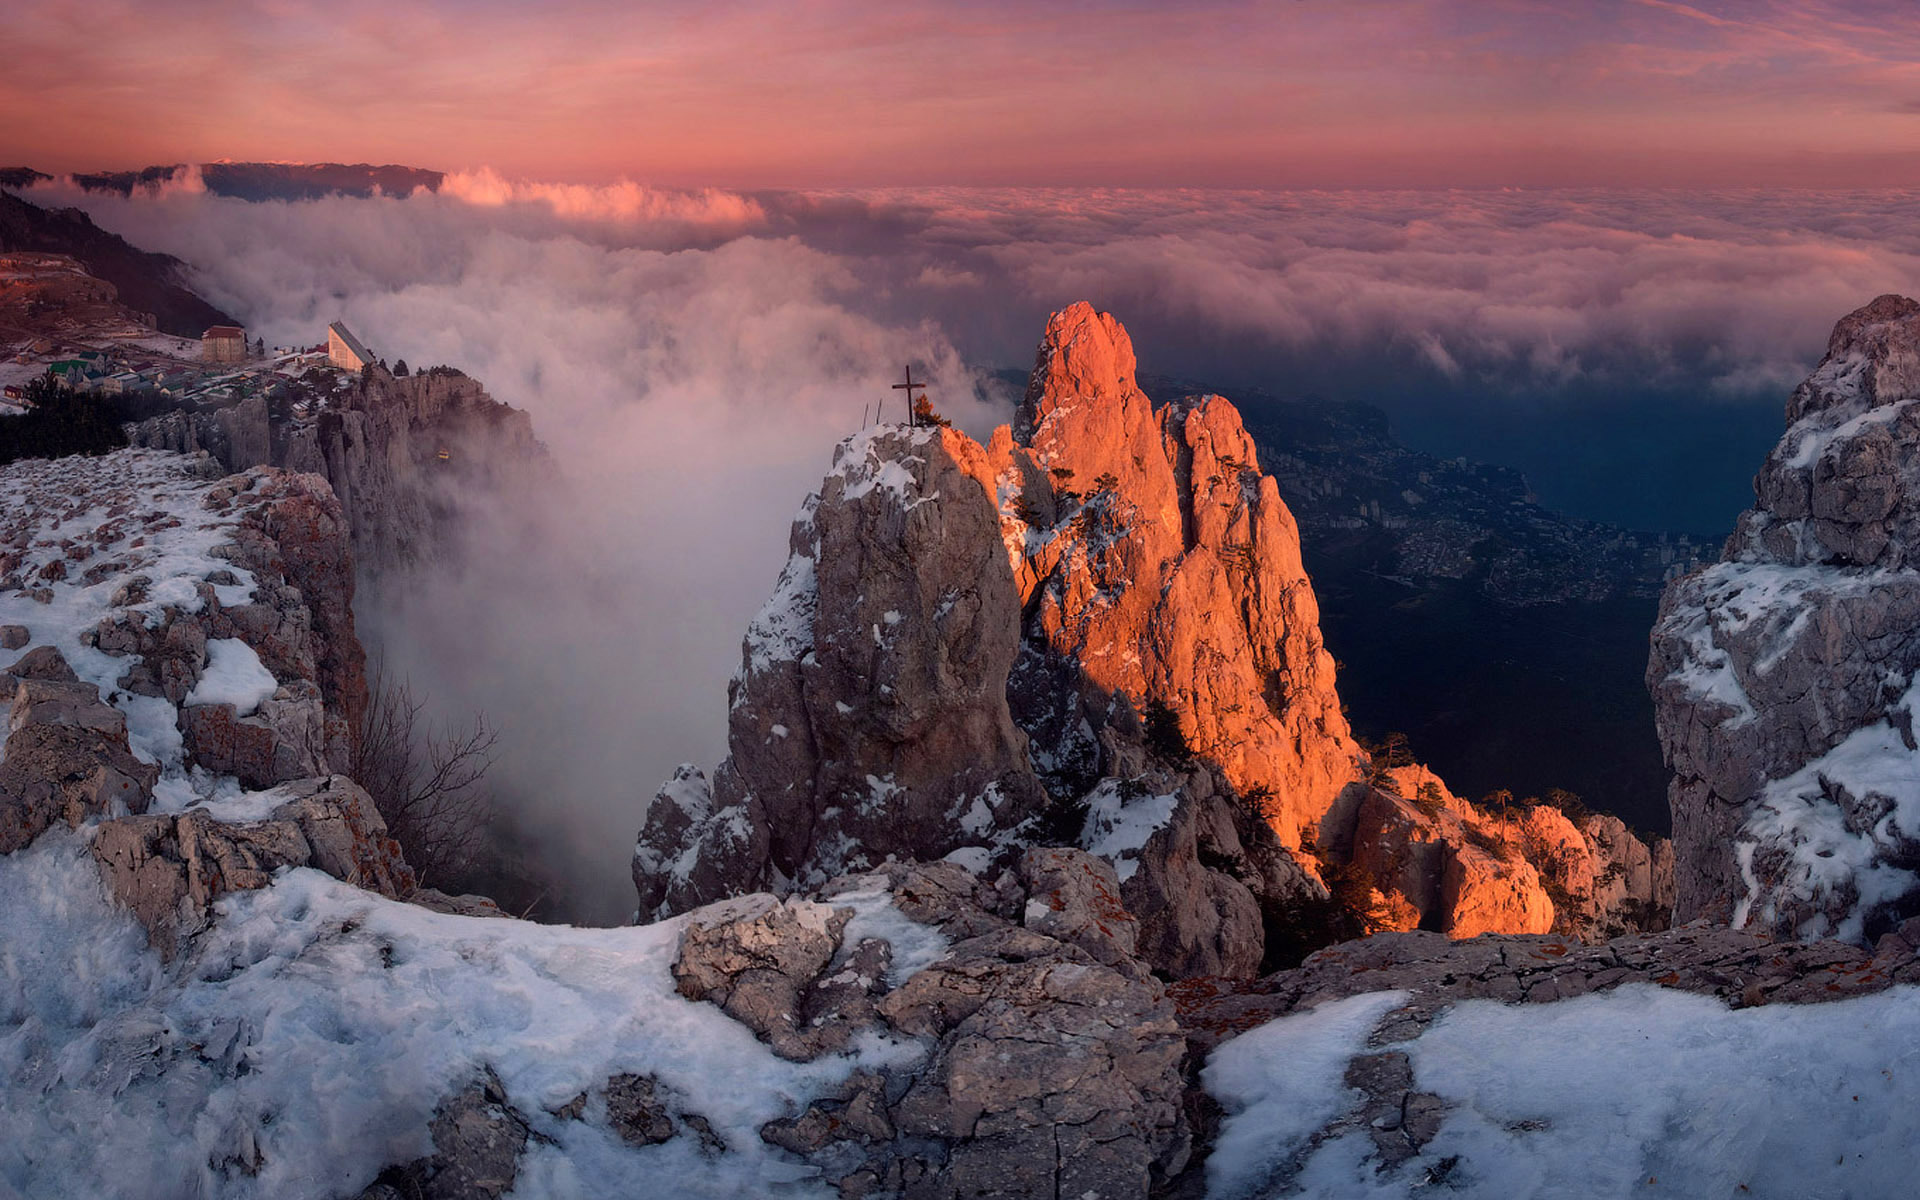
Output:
[1177,918,1920,1057]
[359,1071,531,1200]
[408,888,509,918]
[0,668,156,854]
[131,366,546,577]
[997,305,1360,847]
[637,425,1046,915]
[88,775,414,956]
[664,863,1189,1199]
[671,893,858,1060]
[180,680,335,789]
[1652,294,1920,941]
[636,304,1653,972]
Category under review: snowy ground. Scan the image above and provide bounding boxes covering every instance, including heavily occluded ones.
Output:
[0,449,266,811]
[0,835,925,1199]
[1207,985,1920,1199]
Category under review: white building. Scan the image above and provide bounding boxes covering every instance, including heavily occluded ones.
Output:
[327,321,374,372]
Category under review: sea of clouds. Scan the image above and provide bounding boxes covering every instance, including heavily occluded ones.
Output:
[28,170,1920,919]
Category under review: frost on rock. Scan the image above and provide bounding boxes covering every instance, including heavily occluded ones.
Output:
[0,448,365,812]
[1735,677,1920,942]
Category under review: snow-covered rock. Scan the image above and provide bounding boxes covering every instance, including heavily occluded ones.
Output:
[634,425,1048,918]
[1653,294,1920,941]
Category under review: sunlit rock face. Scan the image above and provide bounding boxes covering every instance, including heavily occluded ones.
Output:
[638,303,1670,964]
[1653,294,1920,942]
[989,302,1361,849]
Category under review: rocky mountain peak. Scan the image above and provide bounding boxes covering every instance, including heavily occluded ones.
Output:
[639,304,1672,970]
[1653,295,1920,942]
[1791,292,1920,423]
[1015,300,1143,441]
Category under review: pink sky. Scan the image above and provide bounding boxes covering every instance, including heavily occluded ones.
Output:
[5,0,1919,187]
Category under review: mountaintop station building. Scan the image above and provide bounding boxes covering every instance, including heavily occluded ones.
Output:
[327,321,374,371]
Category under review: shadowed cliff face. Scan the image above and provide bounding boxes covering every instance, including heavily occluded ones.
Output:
[1654,294,1920,943]
[128,366,546,579]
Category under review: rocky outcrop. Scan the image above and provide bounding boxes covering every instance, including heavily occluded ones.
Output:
[0,650,158,853]
[357,1071,533,1200]
[638,304,1672,974]
[635,426,1049,915]
[0,449,420,954]
[995,305,1359,847]
[89,775,414,956]
[129,367,544,575]
[668,853,1190,1199]
[1177,918,1920,1061]
[1652,294,1920,942]
[80,464,368,784]
[1317,766,1673,941]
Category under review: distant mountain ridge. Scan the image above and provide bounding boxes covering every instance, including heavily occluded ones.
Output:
[0,189,234,336]
[1,162,445,202]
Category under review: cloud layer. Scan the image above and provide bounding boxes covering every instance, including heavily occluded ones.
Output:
[36,176,1920,919]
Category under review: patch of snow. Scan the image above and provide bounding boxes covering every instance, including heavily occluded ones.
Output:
[1204,991,1412,1197]
[1210,983,1920,1199]
[940,846,993,874]
[1780,394,1912,470]
[738,499,818,678]
[0,449,268,804]
[1078,777,1180,882]
[184,639,280,716]
[828,874,952,986]
[957,795,994,837]
[0,839,923,1199]
[827,427,936,506]
[1739,677,1920,942]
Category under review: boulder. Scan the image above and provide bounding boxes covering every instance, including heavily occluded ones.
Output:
[0,669,156,854]
[665,863,1191,1198]
[180,680,335,789]
[89,775,414,956]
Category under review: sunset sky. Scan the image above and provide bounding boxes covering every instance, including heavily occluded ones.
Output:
[7,0,1920,187]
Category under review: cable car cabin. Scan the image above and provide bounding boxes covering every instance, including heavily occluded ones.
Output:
[435,447,451,462]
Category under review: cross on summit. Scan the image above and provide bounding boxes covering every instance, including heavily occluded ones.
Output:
[892,364,927,427]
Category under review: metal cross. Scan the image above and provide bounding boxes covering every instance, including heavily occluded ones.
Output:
[892,364,927,427]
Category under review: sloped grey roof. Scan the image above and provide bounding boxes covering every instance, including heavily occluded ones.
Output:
[328,321,373,364]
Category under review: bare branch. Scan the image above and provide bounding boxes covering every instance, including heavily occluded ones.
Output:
[350,658,498,886]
